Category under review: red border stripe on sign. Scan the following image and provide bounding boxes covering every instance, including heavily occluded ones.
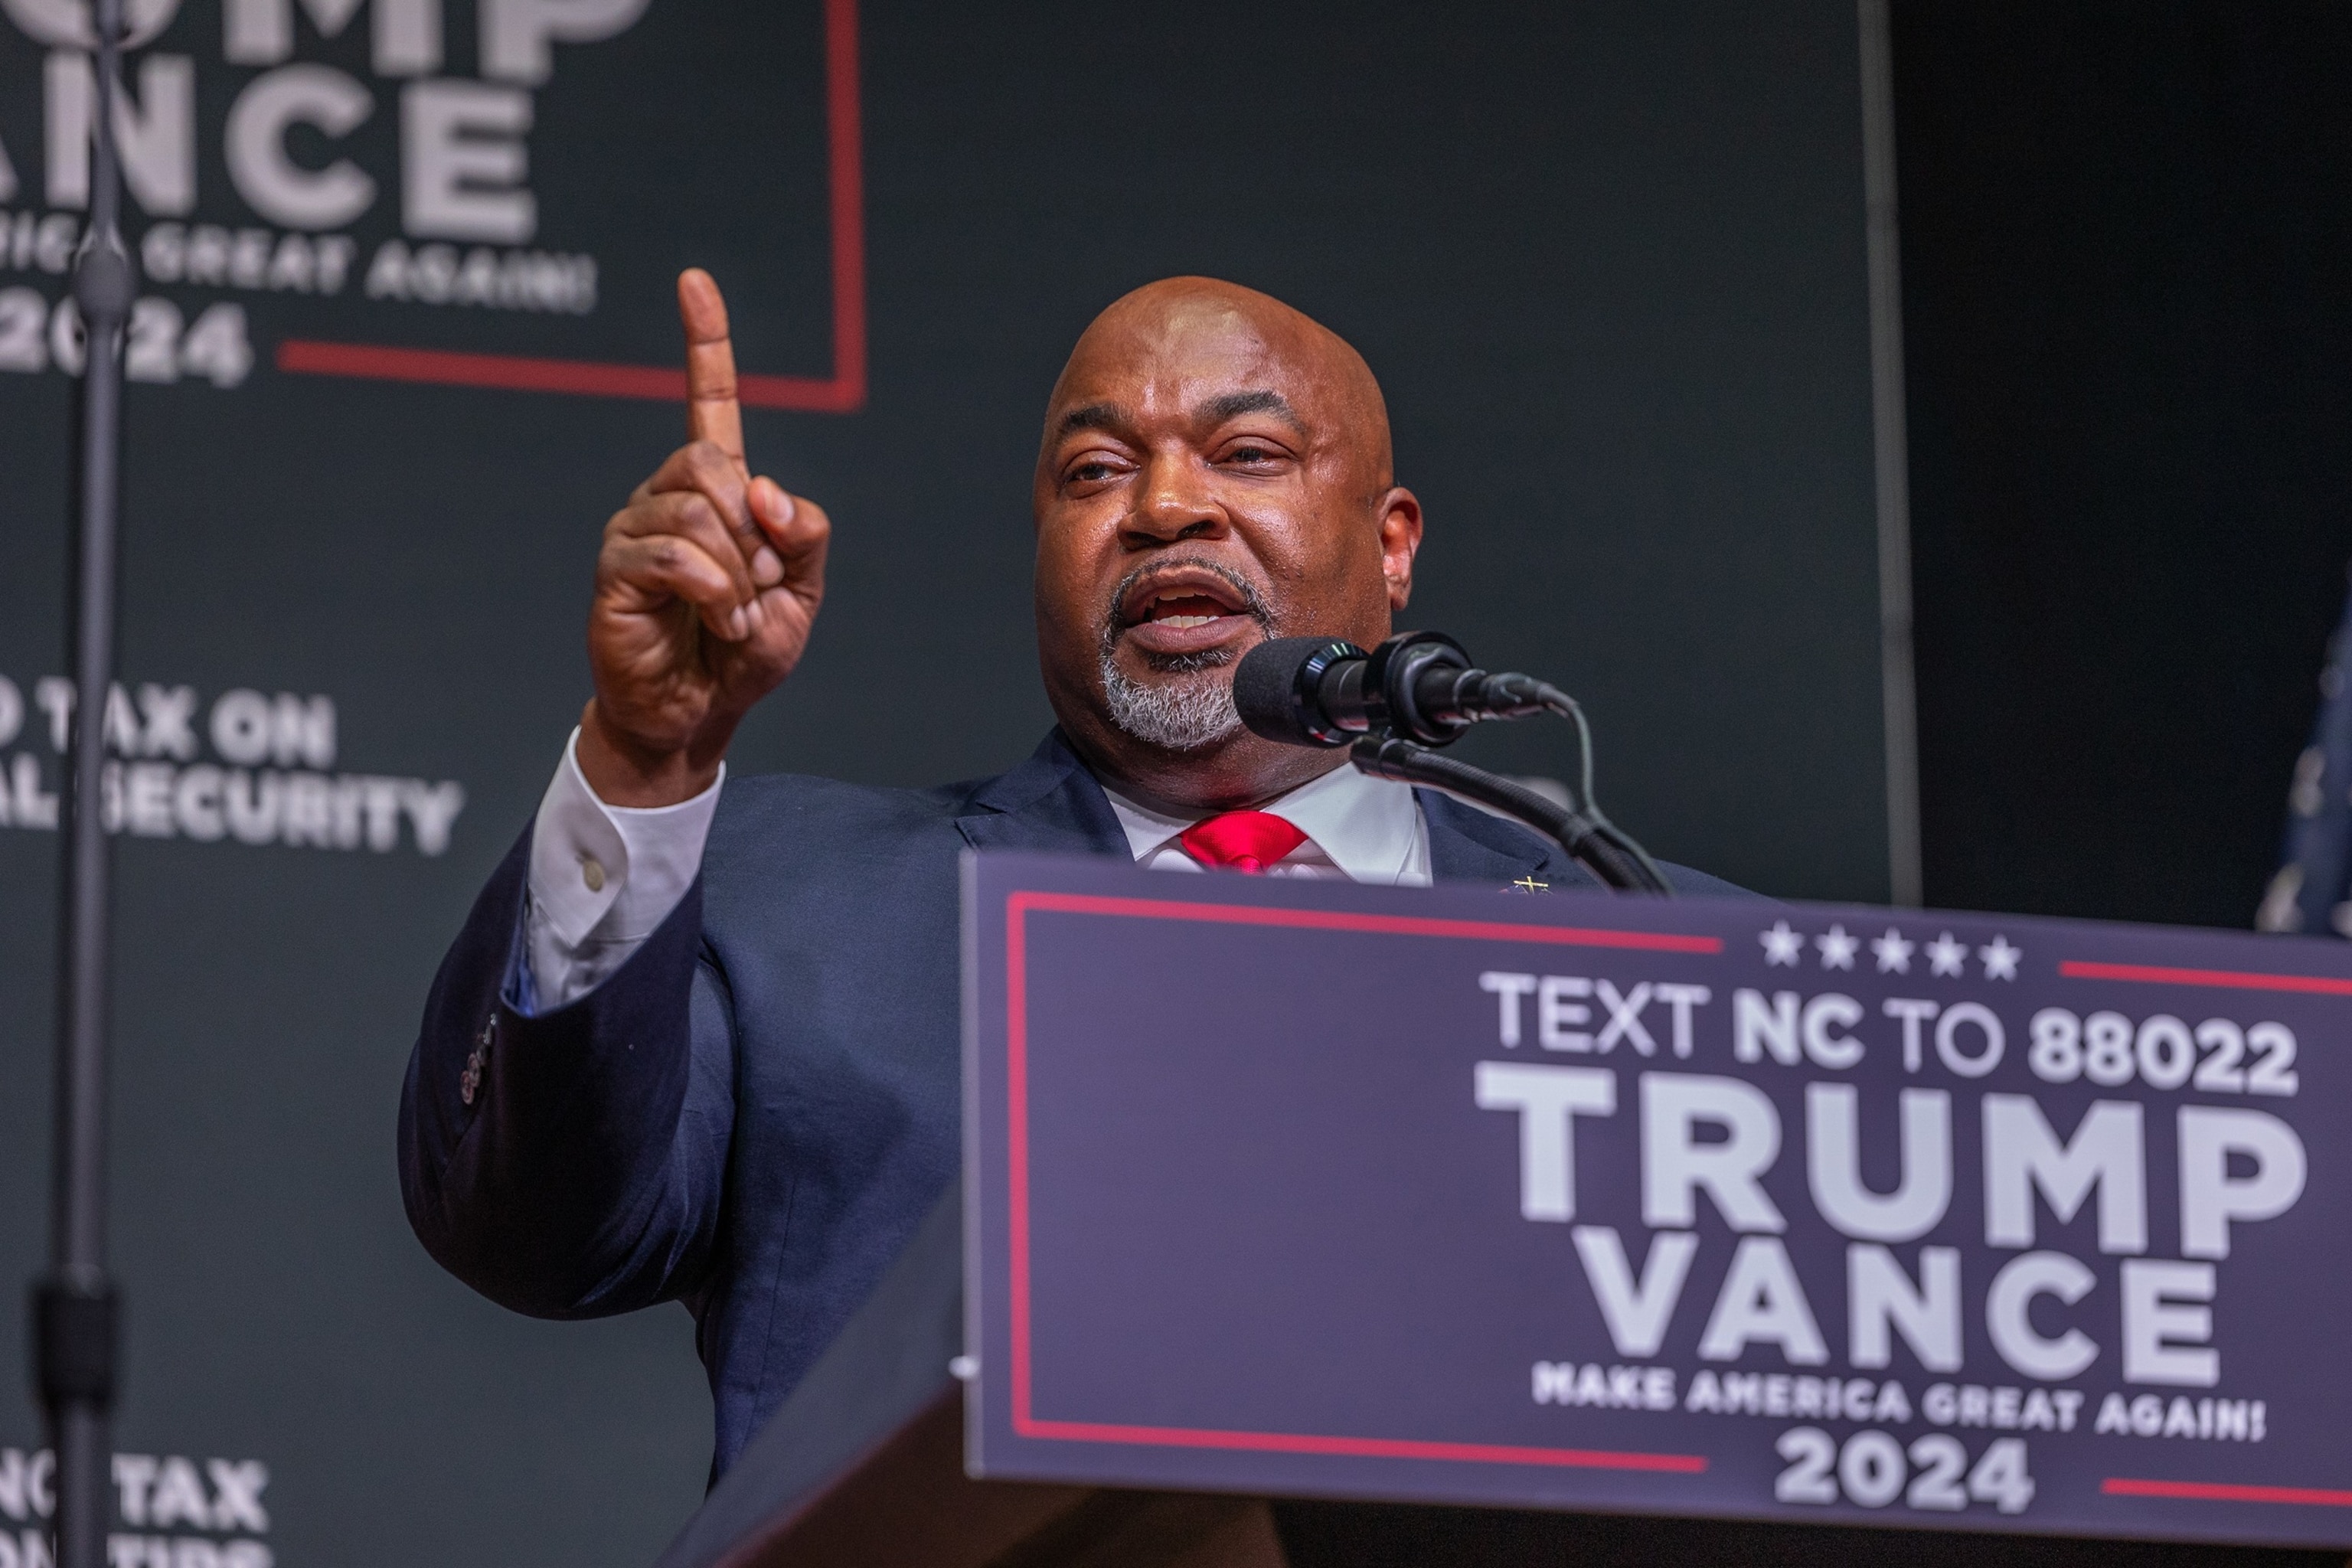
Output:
[2104,1477,2352,1508]
[1006,890,1725,953]
[278,0,866,413]
[1001,887,1711,1475]
[2059,959,2352,996]
[1019,1416,1707,1473]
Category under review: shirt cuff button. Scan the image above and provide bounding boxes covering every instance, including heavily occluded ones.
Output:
[581,856,606,893]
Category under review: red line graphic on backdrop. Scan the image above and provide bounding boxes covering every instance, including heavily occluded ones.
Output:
[998,887,1713,1475]
[277,0,866,413]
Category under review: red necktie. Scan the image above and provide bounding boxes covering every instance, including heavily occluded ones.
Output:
[1179,811,1308,874]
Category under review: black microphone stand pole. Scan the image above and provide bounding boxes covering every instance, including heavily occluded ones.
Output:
[38,0,136,1560]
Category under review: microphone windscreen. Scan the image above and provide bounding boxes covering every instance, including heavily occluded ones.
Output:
[1234,636,1357,746]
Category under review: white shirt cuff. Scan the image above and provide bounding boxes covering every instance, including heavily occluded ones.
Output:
[523,728,722,1010]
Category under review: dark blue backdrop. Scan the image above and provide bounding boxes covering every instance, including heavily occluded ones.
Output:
[0,2,1890,1560]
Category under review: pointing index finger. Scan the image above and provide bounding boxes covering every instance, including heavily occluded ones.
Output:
[678,267,746,471]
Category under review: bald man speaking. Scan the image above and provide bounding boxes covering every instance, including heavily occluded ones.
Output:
[398,272,1739,1474]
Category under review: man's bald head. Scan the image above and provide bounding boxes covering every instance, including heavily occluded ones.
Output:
[1041,276,1396,499]
[1029,276,1424,813]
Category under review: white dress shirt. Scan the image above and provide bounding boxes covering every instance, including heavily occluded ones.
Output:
[521,730,1429,1011]
[523,730,726,1010]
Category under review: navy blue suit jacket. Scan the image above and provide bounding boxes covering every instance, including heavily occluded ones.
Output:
[398,731,1746,1475]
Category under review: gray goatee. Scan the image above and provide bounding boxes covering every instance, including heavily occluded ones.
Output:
[1096,557,1269,753]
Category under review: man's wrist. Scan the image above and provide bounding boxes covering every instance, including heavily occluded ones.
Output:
[577,701,729,807]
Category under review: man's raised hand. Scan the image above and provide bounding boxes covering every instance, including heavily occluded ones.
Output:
[579,269,831,805]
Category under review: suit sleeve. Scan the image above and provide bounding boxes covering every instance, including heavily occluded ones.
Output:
[397,825,737,1318]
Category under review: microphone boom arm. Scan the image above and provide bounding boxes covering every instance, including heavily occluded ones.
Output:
[1349,735,1671,894]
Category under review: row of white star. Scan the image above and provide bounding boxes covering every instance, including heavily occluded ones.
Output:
[1759,920,2021,979]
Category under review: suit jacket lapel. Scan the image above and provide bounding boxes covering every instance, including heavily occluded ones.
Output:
[955,730,1131,857]
[1418,789,1600,893]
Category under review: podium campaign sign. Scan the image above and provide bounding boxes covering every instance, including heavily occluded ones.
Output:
[962,851,2352,1547]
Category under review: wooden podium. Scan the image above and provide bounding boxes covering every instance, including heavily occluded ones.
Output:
[651,853,2352,1566]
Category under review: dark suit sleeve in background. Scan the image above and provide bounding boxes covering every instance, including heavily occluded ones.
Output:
[397,827,736,1318]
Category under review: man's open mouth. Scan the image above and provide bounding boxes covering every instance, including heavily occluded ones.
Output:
[1120,567,1247,626]
[1112,564,1266,664]
[1141,593,1232,629]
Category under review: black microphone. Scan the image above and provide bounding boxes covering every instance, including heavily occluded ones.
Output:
[1233,631,1566,748]
[1233,631,1673,893]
